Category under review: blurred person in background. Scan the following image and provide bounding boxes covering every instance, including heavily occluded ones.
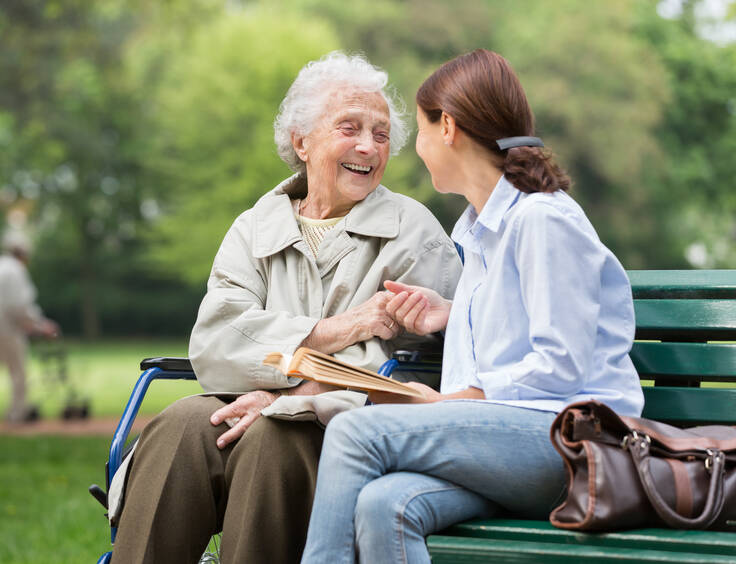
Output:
[0,229,59,423]
[110,52,461,564]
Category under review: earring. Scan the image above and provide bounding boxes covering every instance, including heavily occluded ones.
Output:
[444,140,453,146]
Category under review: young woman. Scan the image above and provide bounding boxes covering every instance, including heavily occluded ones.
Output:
[300,49,645,564]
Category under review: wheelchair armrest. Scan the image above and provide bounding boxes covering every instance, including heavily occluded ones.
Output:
[99,359,198,544]
[392,350,443,364]
[379,349,443,377]
[140,356,193,372]
[108,360,197,490]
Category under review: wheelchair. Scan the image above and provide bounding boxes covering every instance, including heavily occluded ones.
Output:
[90,352,441,563]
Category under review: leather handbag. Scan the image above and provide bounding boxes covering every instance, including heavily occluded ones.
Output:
[549,400,736,531]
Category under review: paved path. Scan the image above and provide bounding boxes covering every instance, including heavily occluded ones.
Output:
[0,415,155,436]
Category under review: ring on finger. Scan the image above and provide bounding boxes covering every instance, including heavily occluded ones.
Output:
[387,320,395,329]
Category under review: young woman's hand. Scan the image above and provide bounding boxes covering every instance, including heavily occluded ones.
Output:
[369,383,486,405]
[384,280,451,336]
[368,382,441,404]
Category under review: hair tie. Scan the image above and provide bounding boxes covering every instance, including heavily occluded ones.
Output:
[496,136,544,150]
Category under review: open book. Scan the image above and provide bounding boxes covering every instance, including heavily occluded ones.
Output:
[263,347,425,399]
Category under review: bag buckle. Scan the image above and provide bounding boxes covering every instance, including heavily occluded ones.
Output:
[705,448,724,473]
[621,430,651,450]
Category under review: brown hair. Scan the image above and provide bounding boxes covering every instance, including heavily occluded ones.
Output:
[416,49,570,193]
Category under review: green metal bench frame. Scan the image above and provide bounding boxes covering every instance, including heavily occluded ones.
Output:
[426,270,736,563]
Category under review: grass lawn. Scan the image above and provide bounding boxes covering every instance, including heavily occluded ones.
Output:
[0,435,111,563]
[0,337,204,418]
[0,339,221,563]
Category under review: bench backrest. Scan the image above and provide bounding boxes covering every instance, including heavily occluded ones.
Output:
[628,270,736,425]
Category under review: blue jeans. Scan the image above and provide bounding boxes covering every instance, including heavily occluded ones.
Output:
[301,401,565,564]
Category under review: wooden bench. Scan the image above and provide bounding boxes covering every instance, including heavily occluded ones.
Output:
[426,270,736,563]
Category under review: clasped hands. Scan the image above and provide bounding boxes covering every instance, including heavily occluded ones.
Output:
[367,280,451,406]
[210,280,451,449]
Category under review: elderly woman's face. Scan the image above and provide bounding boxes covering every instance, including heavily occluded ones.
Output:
[297,89,391,208]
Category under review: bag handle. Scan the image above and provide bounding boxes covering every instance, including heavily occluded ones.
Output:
[627,434,726,529]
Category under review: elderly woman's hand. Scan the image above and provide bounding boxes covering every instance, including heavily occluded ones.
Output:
[384,280,451,336]
[301,291,401,354]
[210,390,279,449]
[342,291,402,342]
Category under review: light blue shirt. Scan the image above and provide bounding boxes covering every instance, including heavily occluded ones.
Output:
[441,175,644,416]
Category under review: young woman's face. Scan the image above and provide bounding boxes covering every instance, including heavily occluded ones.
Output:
[415,107,453,194]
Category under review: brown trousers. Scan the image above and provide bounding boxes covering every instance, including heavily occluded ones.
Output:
[110,395,324,564]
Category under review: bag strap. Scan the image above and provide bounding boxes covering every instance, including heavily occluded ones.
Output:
[627,434,726,529]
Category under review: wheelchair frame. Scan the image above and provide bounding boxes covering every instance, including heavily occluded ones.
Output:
[93,353,440,563]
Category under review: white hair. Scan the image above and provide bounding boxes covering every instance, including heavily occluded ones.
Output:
[274,51,409,173]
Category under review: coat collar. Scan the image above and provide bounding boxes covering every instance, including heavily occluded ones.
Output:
[452,175,521,244]
[252,174,400,258]
[475,175,521,234]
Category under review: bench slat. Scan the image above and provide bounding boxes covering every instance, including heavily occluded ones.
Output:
[641,387,736,423]
[427,535,736,563]
[633,300,736,340]
[442,519,736,555]
[631,342,736,381]
[629,270,736,299]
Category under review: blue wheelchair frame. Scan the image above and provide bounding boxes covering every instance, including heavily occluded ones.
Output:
[94,358,198,564]
[94,352,441,563]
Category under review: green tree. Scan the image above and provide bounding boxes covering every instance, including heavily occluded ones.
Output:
[0,0,143,337]
[132,7,341,284]
[0,0,220,336]
[635,0,736,267]
[489,0,672,267]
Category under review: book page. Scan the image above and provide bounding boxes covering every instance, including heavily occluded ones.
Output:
[297,349,425,398]
[262,348,425,398]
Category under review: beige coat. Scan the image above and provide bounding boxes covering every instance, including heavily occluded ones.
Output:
[189,174,462,393]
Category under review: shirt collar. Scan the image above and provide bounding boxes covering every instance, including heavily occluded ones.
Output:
[451,175,521,244]
[252,174,399,258]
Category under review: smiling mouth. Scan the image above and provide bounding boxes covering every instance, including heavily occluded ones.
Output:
[341,162,373,175]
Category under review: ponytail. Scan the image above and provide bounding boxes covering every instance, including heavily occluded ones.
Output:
[502,146,571,194]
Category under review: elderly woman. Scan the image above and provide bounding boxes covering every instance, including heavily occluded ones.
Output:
[109,52,461,564]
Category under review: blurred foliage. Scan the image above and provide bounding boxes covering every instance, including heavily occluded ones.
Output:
[0,0,734,337]
[491,0,670,268]
[0,0,214,336]
[129,6,340,284]
[636,0,736,267]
